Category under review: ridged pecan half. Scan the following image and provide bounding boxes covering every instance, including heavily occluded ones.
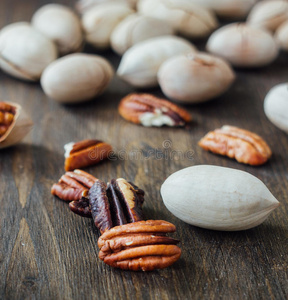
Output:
[198,125,272,165]
[51,169,98,202]
[64,139,112,171]
[89,178,145,234]
[98,220,181,271]
[118,93,191,127]
[0,102,16,138]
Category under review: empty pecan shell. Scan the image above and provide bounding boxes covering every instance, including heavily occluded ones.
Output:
[64,139,112,171]
[118,93,191,127]
[198,125,272,165]
[98,220,181,271]
[51,169,98,202]
[89,178,145,234]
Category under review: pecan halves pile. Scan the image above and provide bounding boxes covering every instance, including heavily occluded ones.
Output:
[118,93,191,127]
[198,125,272,165]
[64,139,112,171]
[98,220,181,271]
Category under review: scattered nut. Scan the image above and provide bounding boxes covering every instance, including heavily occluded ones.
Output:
[110,14,174,56]
[98,220,181,271]
[64,139,112,171]
[118,93,192,127]
[206,23,279,67]
[117,35,197,88]
[0,22,58,81]
[161,165,280,231]
[0,102,33,149]
[190,0,257,19]
[264,83,288,134]
[31,4,84,56]
[275,20,288,52]
[247,0,288,32]
[158,52,235,104]
[41,53,114,103]
[198,125,272,165]
[138,0,218,38]
[82,3,134,49]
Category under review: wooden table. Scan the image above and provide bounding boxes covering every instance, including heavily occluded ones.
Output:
[0,1,287,299]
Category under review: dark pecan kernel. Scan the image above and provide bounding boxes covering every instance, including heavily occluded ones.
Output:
[69,197,92,218]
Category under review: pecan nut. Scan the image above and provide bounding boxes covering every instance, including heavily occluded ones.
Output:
[98,220,181,271]
[89,178,145,234]
[64,139,112,171]
[118,93,191,127]
[0,102,16,138]
[198,125,272,165]
[51,169,98,202]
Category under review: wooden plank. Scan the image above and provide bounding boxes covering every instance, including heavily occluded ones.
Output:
[0,0,287,299]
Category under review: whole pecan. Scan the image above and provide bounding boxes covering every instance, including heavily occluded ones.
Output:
[64,139,112,171]
[98,220,181,271]
[89,178,145,234]
[51,169,98,202]
[198,125,272,165]
[118,93,191,127]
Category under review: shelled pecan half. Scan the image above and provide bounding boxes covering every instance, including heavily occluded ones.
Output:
[64,139,112,171]
[118,93,191,127]
[198,125,272,165]
[98,220,181,271]
[89,178,145,234]
[51,169,98,202]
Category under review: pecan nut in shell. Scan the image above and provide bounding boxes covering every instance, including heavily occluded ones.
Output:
[198,125,272,165]
[118,93,191,127]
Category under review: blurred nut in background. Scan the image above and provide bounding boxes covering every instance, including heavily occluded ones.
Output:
[41,54,114,104]
[137,0,218,39]
[264,83,288,134]
[0,22,58,81]
[117,35,197,88]
[158,52,235,104]
[31,4,84,56]
[76,0,138,14]
[206,23,278,68]
[247,0,288,32]
[0,102,33,149]
[275,21,288,52]
[82,3,134,49]
[191,0,257,19]
[110,14,174,56]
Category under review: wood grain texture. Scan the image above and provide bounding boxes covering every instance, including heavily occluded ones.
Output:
[0,0,287,299]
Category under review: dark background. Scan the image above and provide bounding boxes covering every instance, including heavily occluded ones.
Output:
[0,0,287,299]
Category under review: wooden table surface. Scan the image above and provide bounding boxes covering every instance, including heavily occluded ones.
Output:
[0,1,287,299]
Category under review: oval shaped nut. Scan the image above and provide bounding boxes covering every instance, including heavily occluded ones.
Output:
[41,53,114,103]
[82,3,134,49]
[110,14,174,56]
[161,165,280,231]
[138,0,218,38]
[247,0,288,32]
[198,125,272,165]
[206,23,278,68]
[31,4,84,55]
[190,0,256,19]
[264,83,288,134]
[275,20,288,52]
[0,22,58,81]
[117,35,197,88]
[158,52,235,104]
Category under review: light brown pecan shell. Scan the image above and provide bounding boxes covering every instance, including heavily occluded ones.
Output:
[98,220,181,271]
[198,125,272,165]
[118,93,191,127]
[64,139,112,171]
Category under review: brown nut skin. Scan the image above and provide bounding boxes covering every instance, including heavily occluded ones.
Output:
[64,139,112,171]
[98,220,181,271]
[198,125,272,166]
[118,93,191,127]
